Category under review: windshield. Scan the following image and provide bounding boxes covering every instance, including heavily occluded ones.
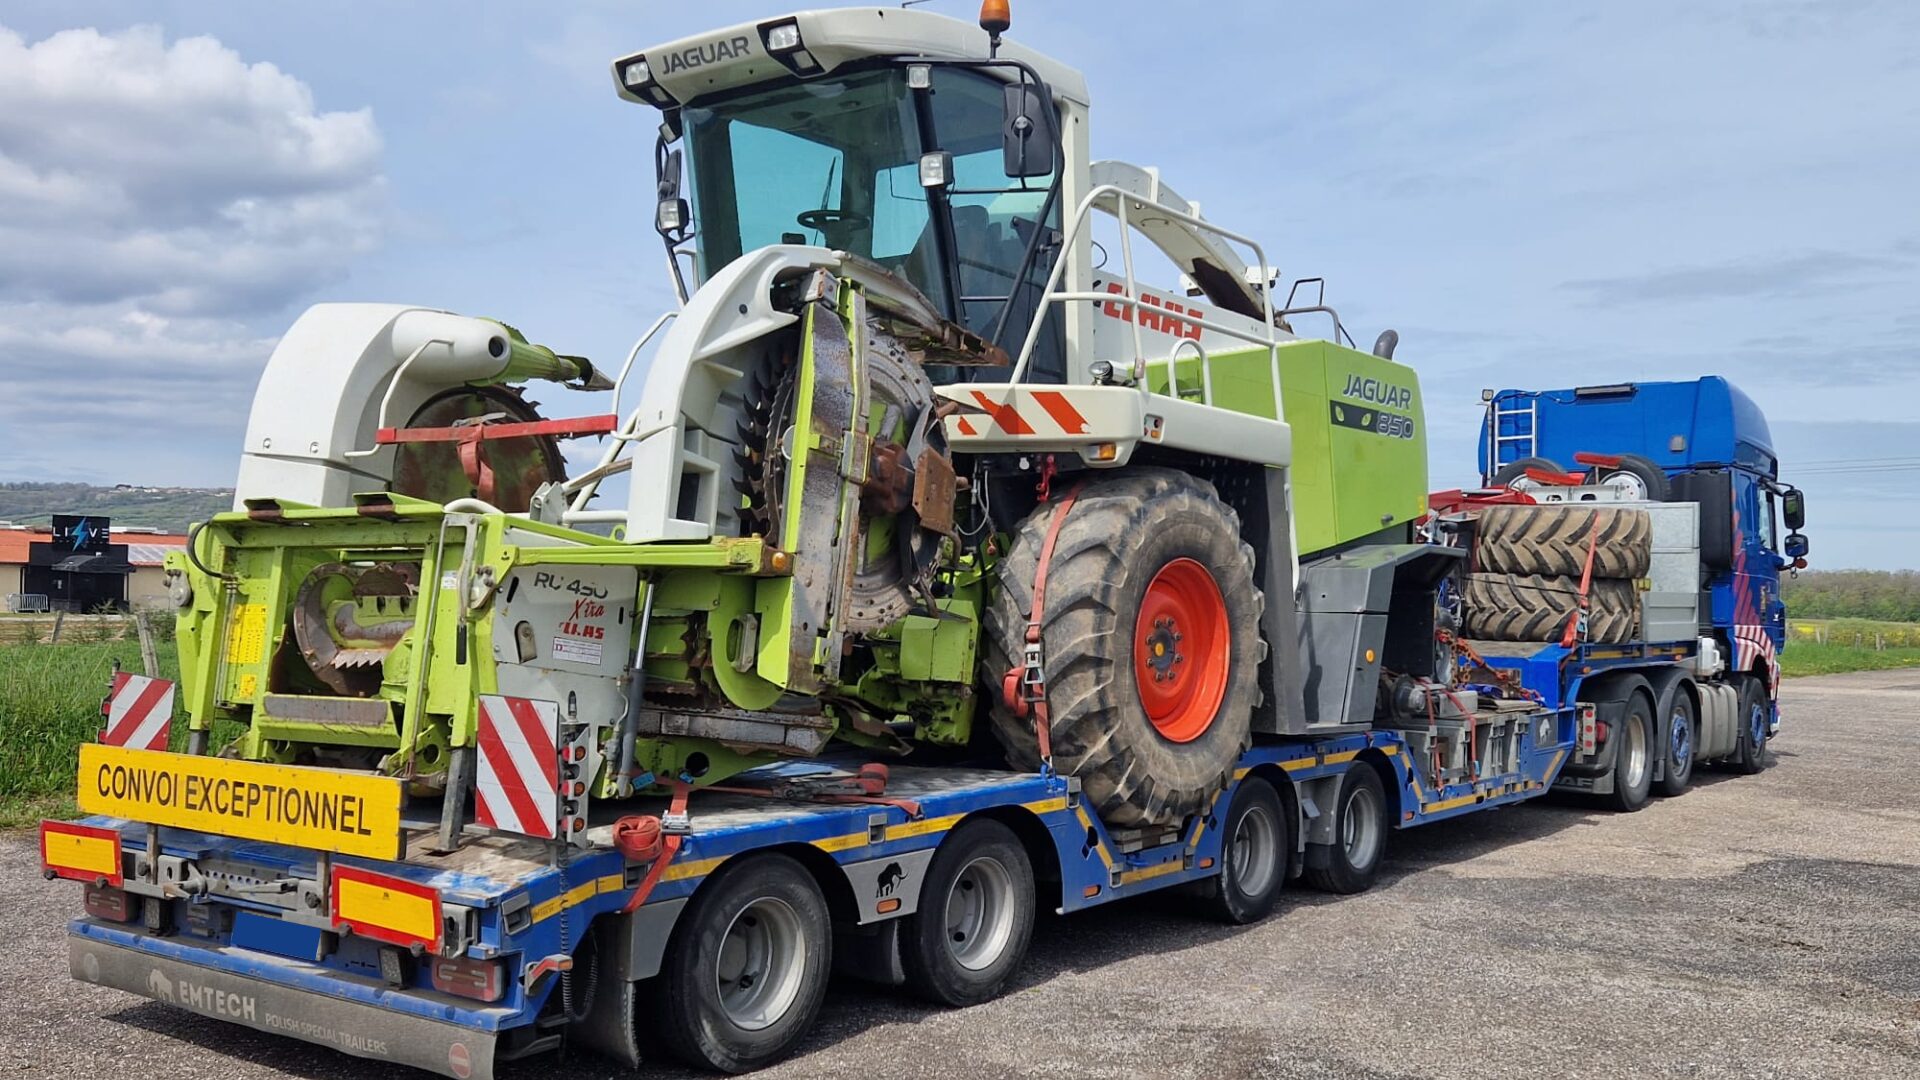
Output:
[679,65,1058,356]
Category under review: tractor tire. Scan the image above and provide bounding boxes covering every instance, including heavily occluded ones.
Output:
[982,468,1264,827]
[1490,455,1567,489]
[1460,573,1639,644]
[1474,504,1652,579]
[1585,453,1671,502]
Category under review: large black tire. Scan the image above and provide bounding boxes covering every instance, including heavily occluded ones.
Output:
[1585,453,1671,502]
[1655,684,1696,797]
[1475,504,1652,579]
[649,853,832,1074]
[1303,765,1388,894]
[1460,572,1639,644]
[900,819,1036,1006]
[982,468,1264,827]
[1190,777,1287,925]
[1490,455,1567,489]
[1604,691,1654,812]
[1730,675,1770,775]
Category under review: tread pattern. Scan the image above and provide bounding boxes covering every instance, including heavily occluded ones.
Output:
[1474,504,1652,579]
[1461,572,1639,644]
[981,468,1264,827]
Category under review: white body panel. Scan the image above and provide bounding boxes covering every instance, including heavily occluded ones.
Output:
[234,304,535,510]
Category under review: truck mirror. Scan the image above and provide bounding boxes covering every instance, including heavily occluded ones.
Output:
[1002,81,1056,178]
[1781,488,1805,531]
[1784,532,1809,560]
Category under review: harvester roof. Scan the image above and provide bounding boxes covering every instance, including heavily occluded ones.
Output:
[613,6,1090,109]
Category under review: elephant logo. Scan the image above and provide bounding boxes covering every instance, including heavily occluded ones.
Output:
[875,862,905,898]
[147,967,175,1004]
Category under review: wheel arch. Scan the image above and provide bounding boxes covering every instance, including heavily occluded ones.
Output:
[1242,763,1304,877]
[1355,747,1405,829]
[965,805,1065,914]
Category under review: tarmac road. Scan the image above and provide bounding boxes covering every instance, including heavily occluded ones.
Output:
[3,669,1916,1080]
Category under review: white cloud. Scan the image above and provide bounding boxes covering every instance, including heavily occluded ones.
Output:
[0,23,385,484]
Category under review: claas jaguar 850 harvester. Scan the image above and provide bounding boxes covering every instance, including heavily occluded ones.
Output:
[44,5,1793,1075]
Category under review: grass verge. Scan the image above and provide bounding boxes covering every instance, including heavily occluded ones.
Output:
[0,641,182,828]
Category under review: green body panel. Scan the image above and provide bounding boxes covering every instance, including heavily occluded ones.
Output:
[164,278,982,808]
[1147,339,1427,555]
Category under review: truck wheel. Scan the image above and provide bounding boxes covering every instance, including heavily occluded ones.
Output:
[1491,455,1566,490]
[650,853,832,1074]
[1731,676,1770,775]
[1655,687,1696,797]
[1473,504,1652,579]
[900,819,1036,1006]
[1585,453,1670,502]
[1192,776,1287,924]
[1461,573,1639,644]
[1303,765,1387,894]
[983,467,1263,827]
[1605,692,1654,812]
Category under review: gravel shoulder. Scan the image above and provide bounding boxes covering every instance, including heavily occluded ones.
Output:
[3,669,1916,1079]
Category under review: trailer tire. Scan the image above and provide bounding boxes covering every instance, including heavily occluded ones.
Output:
[649,853,832,1074]
[1460,572,1638,644]
[900,818,1036,1007]
[1474,504,1652,579]
[1655,685,1696,797]
[1731,676,1770,775]
[1191,776,1287,924]
[1303,765,1387,894]
[1605,691,1655,812]
[983,468,1262,827]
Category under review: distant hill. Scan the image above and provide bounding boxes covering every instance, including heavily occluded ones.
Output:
[0,482,231,533]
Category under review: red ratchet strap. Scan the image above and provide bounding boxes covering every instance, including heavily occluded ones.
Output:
[619,779,690,914]
[705,764,922,817]
[1001,482,1085,762]
[1559,516,1602,648]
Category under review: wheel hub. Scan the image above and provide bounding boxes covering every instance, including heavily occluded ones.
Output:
[1133,558,1231,743]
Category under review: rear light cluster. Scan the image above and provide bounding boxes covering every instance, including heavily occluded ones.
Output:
[84,884,137,923]
[431,955,506,1003]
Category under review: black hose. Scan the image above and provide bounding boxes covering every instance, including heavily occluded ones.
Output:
[185,520,226,580]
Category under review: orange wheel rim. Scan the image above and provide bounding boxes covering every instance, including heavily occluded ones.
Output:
[1134,557,1230,743]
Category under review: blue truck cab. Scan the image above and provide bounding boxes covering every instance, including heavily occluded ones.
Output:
[1478,377,1809,723]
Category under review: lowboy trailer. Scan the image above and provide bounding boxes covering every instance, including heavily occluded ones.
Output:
[41,4,1798,1076]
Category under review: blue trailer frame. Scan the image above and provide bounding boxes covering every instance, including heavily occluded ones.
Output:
[59,639,1709,1080]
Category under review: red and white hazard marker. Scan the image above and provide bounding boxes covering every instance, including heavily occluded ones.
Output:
[474,695,560,839]
[100,672,174,752]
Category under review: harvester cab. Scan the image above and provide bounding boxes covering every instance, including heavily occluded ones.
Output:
[165,3,1432,846]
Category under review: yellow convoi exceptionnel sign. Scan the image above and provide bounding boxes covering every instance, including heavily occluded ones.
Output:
[78,743,405,860]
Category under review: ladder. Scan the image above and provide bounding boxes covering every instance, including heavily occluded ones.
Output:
[1485,392,1538,482]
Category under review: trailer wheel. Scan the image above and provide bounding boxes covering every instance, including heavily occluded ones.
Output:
[983,467,1263,827]
[1605,692,1654,812]
[1192,776,1287,924]
[650,853,831,1074]
[1304,765,1387,894]
[1731,676,1769,775]
[900,819,1036,1006]
[1655,687,1696,797]
[1585,453,1670,502]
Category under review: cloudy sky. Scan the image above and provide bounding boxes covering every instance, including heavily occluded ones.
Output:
[0,1,1915,568]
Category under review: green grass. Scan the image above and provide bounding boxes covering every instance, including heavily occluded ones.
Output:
[0,641,182,827]
[1780,618,1920,677]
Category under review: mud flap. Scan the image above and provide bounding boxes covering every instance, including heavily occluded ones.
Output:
[70,933,498,1080]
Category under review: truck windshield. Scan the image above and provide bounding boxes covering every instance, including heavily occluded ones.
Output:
[680,66,1058,352]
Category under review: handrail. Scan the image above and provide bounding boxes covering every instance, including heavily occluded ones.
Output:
[565,311,680,518]
[1006,183,1282,419]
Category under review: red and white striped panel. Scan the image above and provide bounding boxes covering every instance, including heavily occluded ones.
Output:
[474,695,560,839]
[100,672,173,752]
[948,388,1093,438]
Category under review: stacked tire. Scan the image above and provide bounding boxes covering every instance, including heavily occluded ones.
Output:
[1462,505,1650,645]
